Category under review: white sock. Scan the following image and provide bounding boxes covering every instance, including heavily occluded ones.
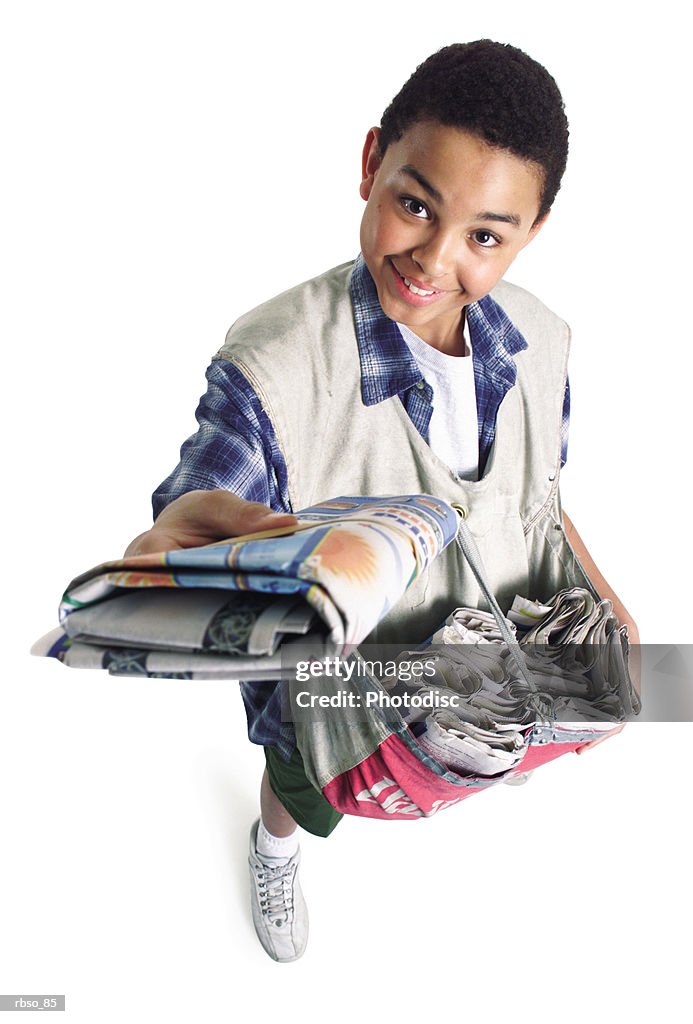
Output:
[256,819,299,861]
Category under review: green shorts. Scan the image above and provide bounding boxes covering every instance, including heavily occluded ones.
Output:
[264,745,343,838]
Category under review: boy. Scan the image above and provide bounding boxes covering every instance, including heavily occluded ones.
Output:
[125,40,638,962]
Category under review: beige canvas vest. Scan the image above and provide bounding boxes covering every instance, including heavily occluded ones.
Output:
[214,261,592,647]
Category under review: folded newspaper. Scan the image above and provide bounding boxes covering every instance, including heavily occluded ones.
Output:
[31,494,459,678]
[33,492,640,779]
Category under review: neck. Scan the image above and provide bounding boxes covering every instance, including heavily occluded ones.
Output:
[425,310,469,357]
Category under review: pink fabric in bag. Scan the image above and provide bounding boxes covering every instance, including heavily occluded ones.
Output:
[320,731,608,820]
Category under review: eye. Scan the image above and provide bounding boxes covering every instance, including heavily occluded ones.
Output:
[400,196,431,219]
[472,229,501,248]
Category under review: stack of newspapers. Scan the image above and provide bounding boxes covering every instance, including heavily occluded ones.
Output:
[382,589,639,776]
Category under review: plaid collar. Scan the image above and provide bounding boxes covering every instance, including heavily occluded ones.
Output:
[349,253,527,405]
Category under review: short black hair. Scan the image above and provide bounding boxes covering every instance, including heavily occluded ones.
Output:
[379,40,569,223]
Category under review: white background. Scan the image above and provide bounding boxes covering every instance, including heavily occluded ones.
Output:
[1,1,691,1021]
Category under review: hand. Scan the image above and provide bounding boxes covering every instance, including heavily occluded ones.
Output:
[124,489,297,556]
[575,723,624,755]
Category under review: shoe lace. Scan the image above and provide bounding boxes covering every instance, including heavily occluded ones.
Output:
[257,860,295,926]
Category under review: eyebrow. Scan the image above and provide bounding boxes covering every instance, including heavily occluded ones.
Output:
[399,165,443,203]
[398,165,523,228]
[475,210,522,228]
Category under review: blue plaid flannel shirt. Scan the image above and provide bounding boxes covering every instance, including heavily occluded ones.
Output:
[153,255,570,758]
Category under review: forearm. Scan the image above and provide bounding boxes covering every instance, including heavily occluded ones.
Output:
[126,361,295,556]
[152,359,292,520]
[562,510,640,644]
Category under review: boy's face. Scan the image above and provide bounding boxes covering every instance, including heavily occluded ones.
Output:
[359,121,547,354]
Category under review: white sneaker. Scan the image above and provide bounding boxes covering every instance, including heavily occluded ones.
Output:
[248,819,308,962]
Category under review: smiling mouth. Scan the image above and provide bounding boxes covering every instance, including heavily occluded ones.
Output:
[401,276,436,296]
[392,263,440,295]
[389,261,448,304]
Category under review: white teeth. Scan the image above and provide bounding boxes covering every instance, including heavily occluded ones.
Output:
[403,276,435,296]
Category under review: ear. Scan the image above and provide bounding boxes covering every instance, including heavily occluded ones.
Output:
[521,210,550,249]
[360,127,382,202]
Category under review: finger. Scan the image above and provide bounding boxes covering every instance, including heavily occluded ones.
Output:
[575,724,624,755]
[127,529,186,556]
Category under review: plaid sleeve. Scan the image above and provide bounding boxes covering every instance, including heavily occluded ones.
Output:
[561,375,570,469]
[152,359,292,519]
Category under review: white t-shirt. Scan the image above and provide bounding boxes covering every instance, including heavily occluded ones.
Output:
[397,319,479,481]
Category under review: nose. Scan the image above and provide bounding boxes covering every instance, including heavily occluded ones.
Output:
[411,228,459,281]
